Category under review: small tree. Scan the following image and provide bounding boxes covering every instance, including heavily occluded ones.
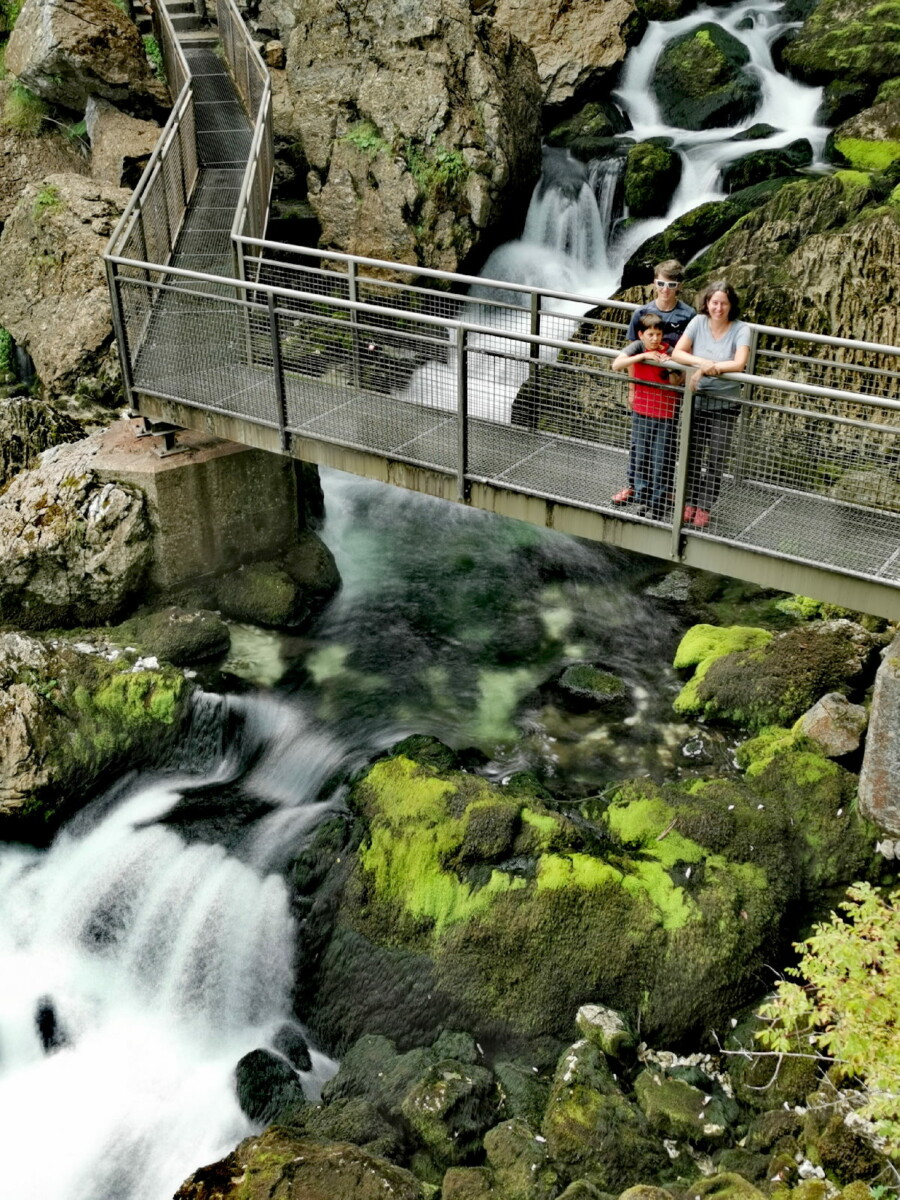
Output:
[758,882,900,1158]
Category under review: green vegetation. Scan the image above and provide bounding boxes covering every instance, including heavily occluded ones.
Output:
[343,119,389,156]
[3,82,48,135]
[405,143,469,200]
[758,882,900,1158]
[32,183,61,219]
[0,0,22,36]
[143,34,164,80]
[835,137,900,171]
[673,624,772,716]
[0,327,13,377]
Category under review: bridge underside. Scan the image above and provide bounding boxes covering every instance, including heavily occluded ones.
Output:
[135,390,900,621]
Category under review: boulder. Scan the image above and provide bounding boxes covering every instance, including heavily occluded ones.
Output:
[285,1096,404,1160]
[652,24,762,130]
[110,607,231,666]
[624,141,682,218]
[5,0,167,111]
[174,1128,426,1199]
[859,634,900,833]
[574,1004,635,1060]
[0,436,151,629]
[827,96,900,170]
[272,1024,313,1072]
[0,173,129,403]
[483,1117,558,1199]
[633,1069,731,1144]
[400,1058,498,1167]
[212,532,339,628]
[556,664,631,715]
[782,0,900,86]
[0,397,83,488]
[85,96,160,187]
[0,631,190,839]
[797,692,868,757]
[620,178,791,289]
[818,79,877,126]
[674,620,876,730]
[721,138,813,191]
[545,101,631,161]
[284,0,541,274]
[234,1048,306,1124]
[492,0,643,109]
[0,90,91,222]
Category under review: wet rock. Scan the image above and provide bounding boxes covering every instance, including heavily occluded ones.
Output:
[827,96,900,170]
[234,1047,306,1124]
[633,1069,730,1144]
[174,1128,426,1199]
[35,995,69,1052]
[797,691,868,757]
[484,1117,557,1198]
[0,173,129,404]
[575,1004,635,1060]
[624,142,683,218]
[557,664,630,715]
[493,0,643,108]
[546,101,631,160]
[721,138,813,191]
[401,1059,498,1167]
[286,1096,404,1160]
[0,438,151,629]
[85,96,160,188]
[214,562,310,628]
[111,607,230,667]
[0,397,83,489]
[818,79,877,126]
[272,1024,313,1072]
[284,0,541,275]
[859,634,900,833]
[652,23,762,130]
[441,1167,494,1199]
[6,0,167,111]
[782,0,900,87]
[0,632,190,840]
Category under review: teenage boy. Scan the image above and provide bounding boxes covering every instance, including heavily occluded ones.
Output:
[612,314,683,521]
[612,260,695,506]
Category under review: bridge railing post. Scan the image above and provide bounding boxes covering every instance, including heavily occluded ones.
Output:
[529,292,541,380]
[268,292,290,452]
[670,381,695,557]
[456,324,469,502]
[105,259,136,406]
[731,326,759,486]
[348,260,361,389]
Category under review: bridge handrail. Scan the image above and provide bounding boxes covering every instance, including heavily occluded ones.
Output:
[110,257,900,416]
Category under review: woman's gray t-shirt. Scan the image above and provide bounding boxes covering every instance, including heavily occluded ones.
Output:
[684,315,751,408]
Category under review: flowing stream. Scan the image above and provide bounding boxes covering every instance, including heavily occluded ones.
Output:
[0,3,823,1195]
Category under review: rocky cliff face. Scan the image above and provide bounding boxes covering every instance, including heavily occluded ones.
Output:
[282,0,542,273]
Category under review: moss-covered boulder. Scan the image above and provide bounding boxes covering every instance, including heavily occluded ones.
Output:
[633,1069,732,1144]
[721,139,813,192]
[575,1004,635,1060]
[546,102,630,160]
[541,1041,666,1193]
[827,96,900,169]
[304,729,874,1054]
[802,1088,886,1183]
[782,0,900,86]
[110,606,230,666]
[173,1128,427,1199]
[234,1048,306,1125]
[652,24,762,130]
[483,1117,558,1199]
[401,1059,499,1168]
[624,142,683,218]
[557,664,631,715]
[0,631,191,840]
[620,179,791,288]
[674,620,876,729]
[727,1013,820,1112]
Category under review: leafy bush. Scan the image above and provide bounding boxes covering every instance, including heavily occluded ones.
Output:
[143,34,164,80]
[758,882,900,1157]
[342,119,388,156]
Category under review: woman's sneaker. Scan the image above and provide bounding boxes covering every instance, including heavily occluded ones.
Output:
[682,505,695,524]
[692,508,711,529]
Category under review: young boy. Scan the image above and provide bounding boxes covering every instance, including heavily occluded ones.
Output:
[611,313,683,522]
[612,259,695,506]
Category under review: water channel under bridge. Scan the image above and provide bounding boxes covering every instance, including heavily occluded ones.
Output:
[105,0,900,621]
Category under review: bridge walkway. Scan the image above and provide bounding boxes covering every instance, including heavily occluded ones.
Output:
[106,0,900,620]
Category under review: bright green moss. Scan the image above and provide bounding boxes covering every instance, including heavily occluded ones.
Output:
[834,137,900,170]
[674,624,773,670]
[537,852,623,891]
[359,757,526,933]
[604,794,706,867]
[736,725,806,774]
[622,860,694,931]
[93,670,186,726]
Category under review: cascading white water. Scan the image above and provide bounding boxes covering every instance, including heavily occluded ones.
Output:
[0,701,343,1200]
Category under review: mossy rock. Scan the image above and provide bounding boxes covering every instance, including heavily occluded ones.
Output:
[546,102,630,161]
[673,624,773,717]
[633,1069,731,1144]
[284,1096,403,1160]
[441,1167,494,1199]
[803,1095,886,1183]
[484,1117,558,1199]
[214,560,306,627]
[744,1107,805,1153]
[624,142,683,218]
[110,605,230,666]
[557,664,631,715]
[690,1174,768,1200]
[621,179,791,288]
[818,79,878,126]
[783,0,900,85]
[400,1059,499,1167]
[494,1058,553,1128]
[721,140,813,191]
[727,1014,820,1111]
[173,1128,426,1199]
[541,1042,666,1192]
[234,1048,306,1124]
[827,96,900,169]
[652,24,762,129]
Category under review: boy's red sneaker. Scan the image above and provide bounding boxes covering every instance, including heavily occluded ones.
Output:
[612,486,634,506]
[692,508,711,529]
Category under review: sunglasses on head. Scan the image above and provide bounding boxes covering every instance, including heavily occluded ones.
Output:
[654,280,679,289]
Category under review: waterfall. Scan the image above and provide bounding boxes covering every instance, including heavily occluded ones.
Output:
[0,697,343,1200]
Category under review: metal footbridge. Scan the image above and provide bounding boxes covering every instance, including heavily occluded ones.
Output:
[105,0,900,620]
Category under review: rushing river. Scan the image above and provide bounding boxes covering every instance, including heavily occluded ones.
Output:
[0,2,820,1195]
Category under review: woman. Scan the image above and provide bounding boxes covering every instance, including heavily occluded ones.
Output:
[671,281,751,529]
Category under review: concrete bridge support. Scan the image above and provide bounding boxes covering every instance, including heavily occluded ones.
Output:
[859,633,900,835]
